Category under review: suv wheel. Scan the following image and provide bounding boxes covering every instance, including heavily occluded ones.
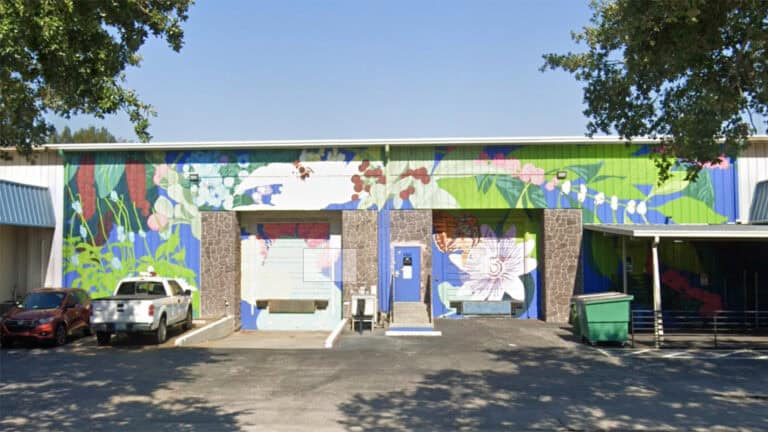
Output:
[54,324,67,346]
[155,316,167,344]
[96,332,111,346]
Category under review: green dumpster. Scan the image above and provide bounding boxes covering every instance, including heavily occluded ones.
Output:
[571,292,634,344]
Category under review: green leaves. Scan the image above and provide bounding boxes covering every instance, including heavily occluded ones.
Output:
[495,176,526,208]
[542,0,765,181]
[567,162,603,183]
[94,154,126,198]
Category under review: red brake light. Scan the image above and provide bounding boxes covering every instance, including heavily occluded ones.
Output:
[148,304,154,316]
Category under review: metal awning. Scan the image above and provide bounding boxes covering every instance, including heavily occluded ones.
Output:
[0,180,56,228]
[584,223,768,239]
[584,223,768,348]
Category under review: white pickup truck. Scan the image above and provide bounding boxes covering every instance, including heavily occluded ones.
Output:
[90,276,193,345]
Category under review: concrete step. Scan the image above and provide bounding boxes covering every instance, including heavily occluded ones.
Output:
[391,302,431,326]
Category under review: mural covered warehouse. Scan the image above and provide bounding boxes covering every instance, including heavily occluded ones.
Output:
[50,137,766,331]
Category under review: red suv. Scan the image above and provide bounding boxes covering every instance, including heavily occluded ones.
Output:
[0,288,91,347]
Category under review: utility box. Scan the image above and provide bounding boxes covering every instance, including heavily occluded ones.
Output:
[571,292,634,344]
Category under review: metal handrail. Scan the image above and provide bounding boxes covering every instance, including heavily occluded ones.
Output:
[424,275,432,323]
[388,274,394,325]
[630,309,768,348]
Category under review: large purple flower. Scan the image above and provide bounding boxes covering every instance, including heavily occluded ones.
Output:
[449,225,537,302]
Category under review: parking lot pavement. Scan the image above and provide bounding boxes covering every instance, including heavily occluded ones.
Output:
[2,318,767,431]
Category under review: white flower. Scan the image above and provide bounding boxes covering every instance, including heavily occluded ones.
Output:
[116,225,126,242]
[71,255,79,266]
[79,225,88,239]
[71,201,83,215]
[159,230,170,240]
[223,177,235,188]
[577,184,588,203]
[239,170,249,178]
[128,231,135,243]
[111,257,122,270]
[190,185,198,194]
[626,200,637,214]
[561,180,571,195]
[449,225,536,302]
[610,195,619,211]
[223,195,234,210]
[139,230,147,238]
[637,201,647,216]
[110,191,119,202]
[594,192,605,206]
[251,192,263,204]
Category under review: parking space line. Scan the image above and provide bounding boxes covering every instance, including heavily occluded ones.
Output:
[622,348,652,356]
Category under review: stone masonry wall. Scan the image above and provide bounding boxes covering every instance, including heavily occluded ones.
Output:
[541,209,583,323]
[341,210,378,318]
[390,210,432,301]
[200,211,241,328]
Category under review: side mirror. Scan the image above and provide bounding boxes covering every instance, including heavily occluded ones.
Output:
[184,290,192,296]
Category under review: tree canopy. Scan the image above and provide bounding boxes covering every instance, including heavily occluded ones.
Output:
[542,0,768,181]
[49,125,119,144]
[0,0,192,158]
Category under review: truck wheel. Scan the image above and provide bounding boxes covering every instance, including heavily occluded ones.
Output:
[96,332,111,346]
[183,308,193,331]
[155,316,167,344]
[54,324,67,346]
[1,337,12,349]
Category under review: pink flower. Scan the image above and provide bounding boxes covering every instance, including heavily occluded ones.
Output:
[147,213,168,231]
[153,164,170,185]
[518,163,545,185]
[545,177,558,191]
[702,155,730,170]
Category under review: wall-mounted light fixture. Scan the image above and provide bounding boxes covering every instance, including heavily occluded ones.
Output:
[188,172,200,183]
[556,170,568,180]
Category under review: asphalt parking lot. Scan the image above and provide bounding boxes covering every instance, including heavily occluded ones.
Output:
[1,318,767,431]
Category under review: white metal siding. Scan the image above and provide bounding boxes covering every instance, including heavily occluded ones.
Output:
[0,151,64,287]
[737,142,768,222]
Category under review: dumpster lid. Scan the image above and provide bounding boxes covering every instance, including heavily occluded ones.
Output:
[572,292,634,303]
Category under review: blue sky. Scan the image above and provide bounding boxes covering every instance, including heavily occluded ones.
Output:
[55,1,595,142]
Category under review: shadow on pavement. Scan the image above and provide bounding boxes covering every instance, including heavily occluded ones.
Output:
[337,346,768,431]
[0,345,242,431]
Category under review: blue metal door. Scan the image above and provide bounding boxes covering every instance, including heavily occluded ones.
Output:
[394,246,421,302]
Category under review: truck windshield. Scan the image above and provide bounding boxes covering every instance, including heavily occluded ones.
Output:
[23,292,66,310]
[116,282,165,296]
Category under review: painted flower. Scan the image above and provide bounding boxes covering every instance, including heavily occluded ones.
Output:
[79,225,88,240]
[111,257,122,270]
[223,177,235,188]
[545,177,558,192]
[610,195,619,211]
[637,201,647,216]
[594,192,605,206]
[139,229,147,238]
[110,191,119,202]
[577,184,587,203]
[449,225,537,302]
[71,201,83,215]
[153,164,170,185]
[519,163,545,185]
[128,231,136,243]
[71,255,79,266]
[702,155,730,170]
[116,225,126,242]
[626,200,637,214]
[561,180,571,195]
[147,213,168,231]
[237,154,250,168]
[159,230,171,241]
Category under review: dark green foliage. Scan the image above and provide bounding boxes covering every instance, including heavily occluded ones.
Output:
[543,0,768,182]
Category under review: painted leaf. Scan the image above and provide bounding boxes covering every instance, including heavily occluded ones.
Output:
[655,196,727,224]
[567,162,603,182]
[474,175,494,194]
[527,185,548,208]
[233,194,255,208]
[495,176,526,208]
[650,171,688,197]
[94,154,126,198]
[683,169,715,208]
[65,156,79,184]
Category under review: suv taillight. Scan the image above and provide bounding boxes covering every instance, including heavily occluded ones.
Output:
[148,304,154,317]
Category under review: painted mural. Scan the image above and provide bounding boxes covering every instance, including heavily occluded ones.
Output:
[62,143,737,318]
[240,222,342,330]
[432,210,540,319]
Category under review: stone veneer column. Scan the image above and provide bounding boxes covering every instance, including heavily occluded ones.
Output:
[541,209,583,323]
[341,210,378,318]
[390,210,432,301]
[200,211,241,328]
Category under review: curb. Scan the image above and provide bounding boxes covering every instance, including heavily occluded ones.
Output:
[325,319,347,348]
[175,316,234,347]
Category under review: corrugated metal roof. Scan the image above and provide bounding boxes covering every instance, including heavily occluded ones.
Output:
[0,180,56,228]
[750,180,768,224]
[584,223,768,239]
